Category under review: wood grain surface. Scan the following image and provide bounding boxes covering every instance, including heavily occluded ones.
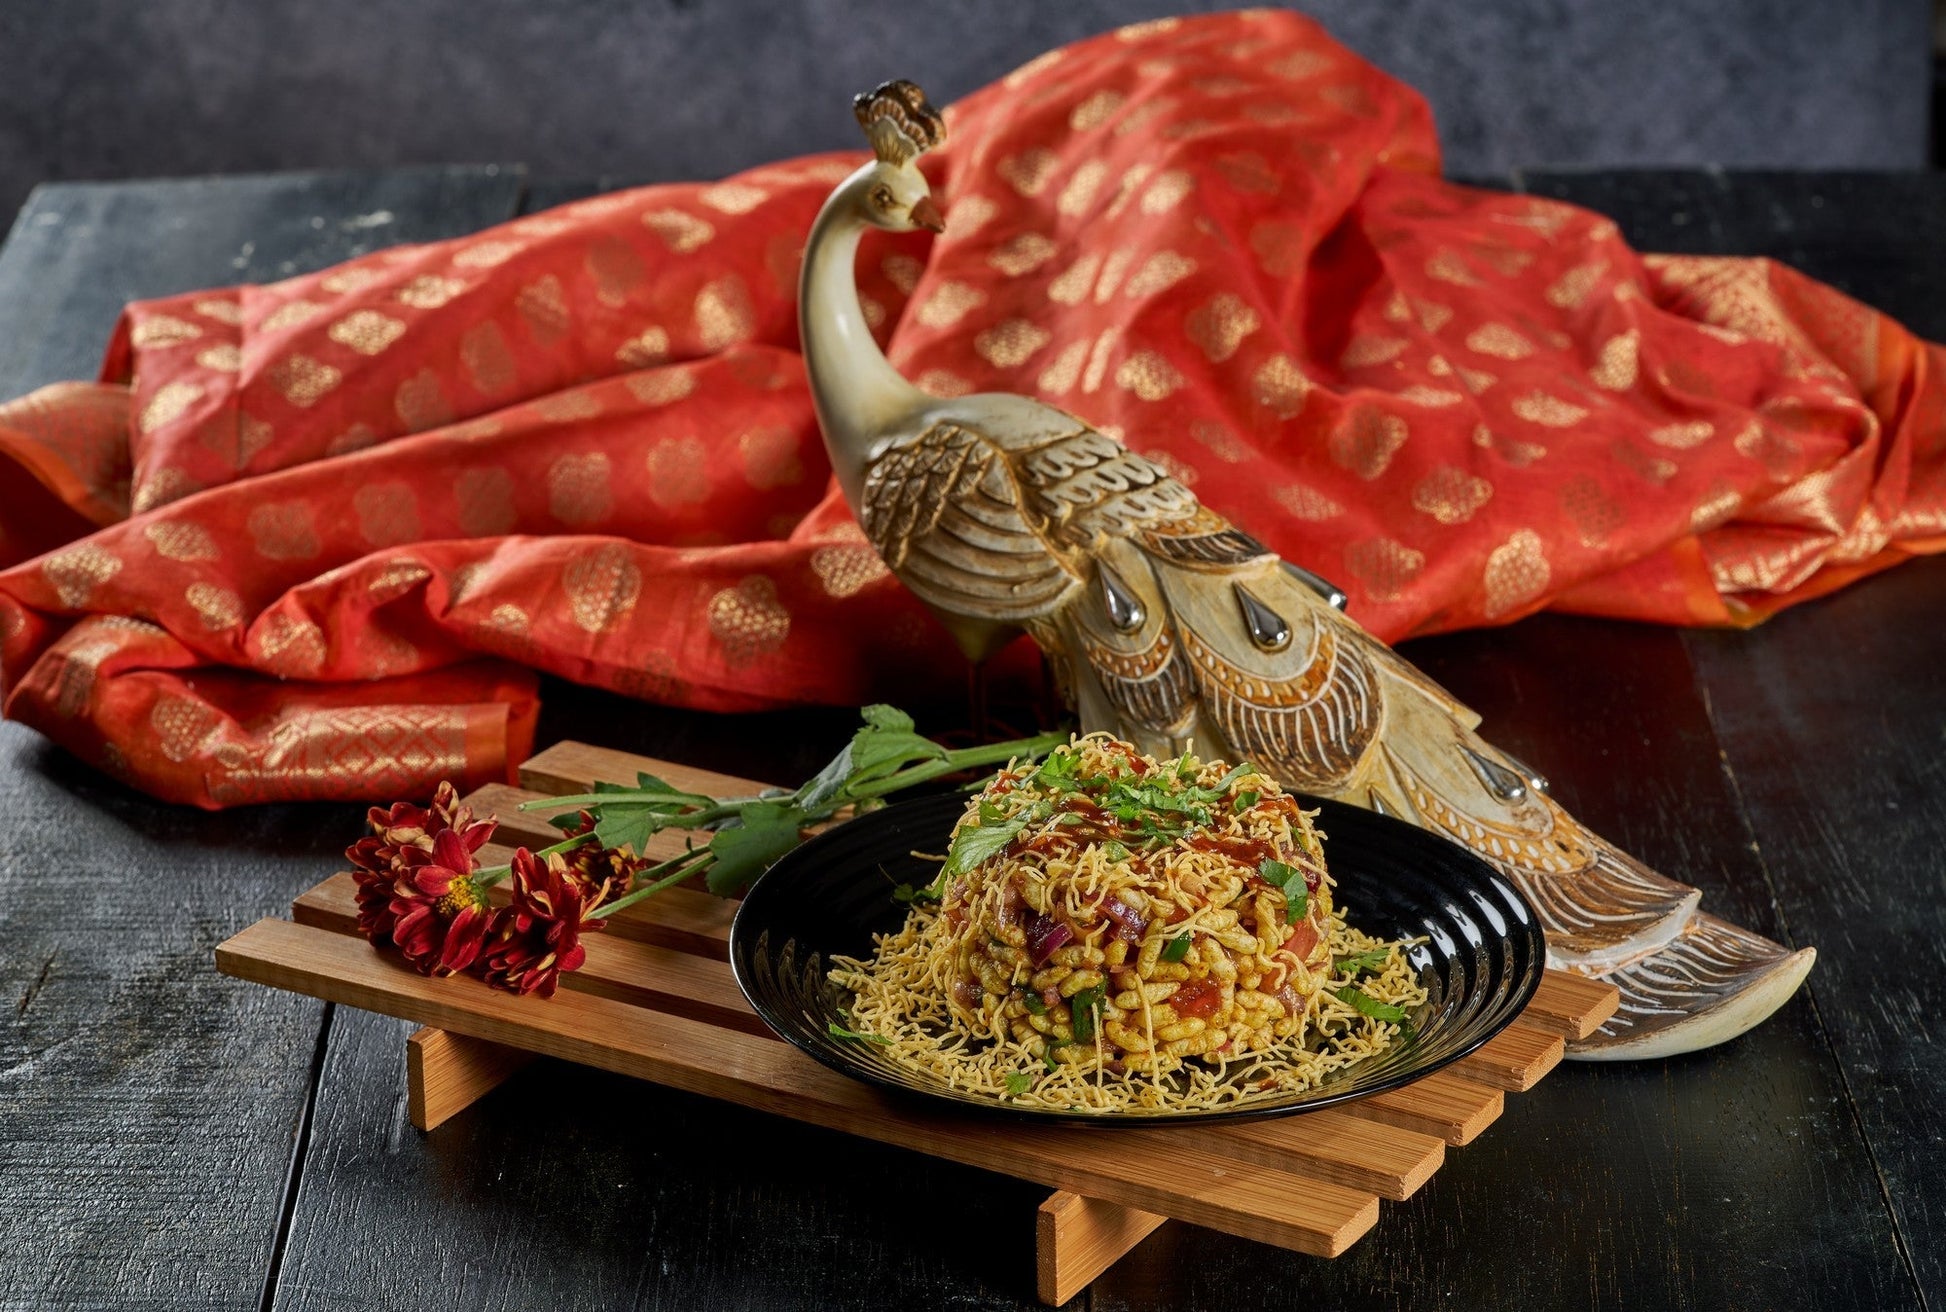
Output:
[1,169,1939,1311]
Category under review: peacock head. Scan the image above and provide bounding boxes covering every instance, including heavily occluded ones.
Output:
[852,79,947,234]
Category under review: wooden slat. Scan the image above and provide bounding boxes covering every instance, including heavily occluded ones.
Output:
[519,741,767,802]
[406,1028,534,1131]
[1342,1071,1503,1146]
[463,783,573,850]
[1178,1111,1443,1202]
[1454,1021,1564,1092]
[1037,1192,1168,1306]
[1524,971,1622,1040]
[217,917,1380,1258]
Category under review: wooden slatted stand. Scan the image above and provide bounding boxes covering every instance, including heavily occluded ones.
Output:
[216,741,1618,1306]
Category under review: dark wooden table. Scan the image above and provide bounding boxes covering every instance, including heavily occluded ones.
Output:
[1,165,1940,1312]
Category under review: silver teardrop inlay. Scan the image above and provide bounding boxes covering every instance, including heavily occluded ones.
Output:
[1097,562,1145,632]
[1367,787,1394,818]
[1463,746,1528,803]
[1281,560,1348,610]
[1233,583,1292,652]
[1500,750,1549,795]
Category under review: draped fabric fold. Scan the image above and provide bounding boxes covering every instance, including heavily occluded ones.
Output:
[2,11,1943,807]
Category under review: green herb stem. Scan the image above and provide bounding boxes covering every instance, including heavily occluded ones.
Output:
[473,835,582,887]
[848,730,1067,801]
[589,852,715,919]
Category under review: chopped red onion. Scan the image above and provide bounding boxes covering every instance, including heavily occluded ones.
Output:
[1025,913,1074,966]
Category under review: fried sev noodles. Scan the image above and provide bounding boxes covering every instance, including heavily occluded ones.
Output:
[830,735,1428,1112]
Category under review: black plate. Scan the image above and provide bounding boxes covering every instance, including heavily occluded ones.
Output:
[729,792,1545,1124]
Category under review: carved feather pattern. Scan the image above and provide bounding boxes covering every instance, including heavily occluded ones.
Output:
[1083,627,1195,730]
[1139,505,1275,570]
[1178,622,1378,789]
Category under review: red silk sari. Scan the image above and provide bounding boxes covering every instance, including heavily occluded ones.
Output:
[2,12,1942,808]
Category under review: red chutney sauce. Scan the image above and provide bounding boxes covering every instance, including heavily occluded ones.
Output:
[1171,978,1223,1020]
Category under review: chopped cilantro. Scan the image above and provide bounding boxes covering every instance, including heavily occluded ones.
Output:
[1004,1072,1034,1096]
[1232,790,1260,813]
[1260,857,1310,922]
[1069,985,1105,1043]
[1334,949,1391,978]
[943,815,1028,876]
[827,1022,891,1044]
[1160,935,1192,964]
[1021,990,1047,1016]
[1335,986,1407,1023]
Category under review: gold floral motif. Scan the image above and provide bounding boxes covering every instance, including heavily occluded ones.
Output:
[1115,15,1179,39]
[1424,250,1480,287]
[486,603,530,634]
[643,209,715,253]
[916,369,974,398]
[533,391,602,423]
[1123,251,1197,299]
[708,575,791,663]
[739,426,804,490]
[1473,425,1548,467]
[1649,420,1715,449]
[185,581,244,631]
[1457,365,1497,394]
[1185,293,1259,362]
[132,468,200,514]
[1178,419,1242,463]
[1081,330,1120,394]
[1560,475,1625,546]
[395,275,467,309]
[1213,151,1279,195]
[1415,300,1454,333]
[395,369,453,432]
[698,182,768,214]
[974,319,1051,368]
[647,436,712,507]
[946,194,999,238]
[916,282,985,329]
[1396,385,1464,407]
[261,300,322,333]
[1069,89,1124,130]
[1690,482,1743,532]
[1340,334,1408,369]
[626,368,698,407]
[616,326,670,369]
[515,275,570,345]
[247,501,320,564]
[193,298,244,325]
[586,235,647,308]
[1482,529,1550,616]
[321,266,383,294]
[1104,163,1156,217]
[811,543,889,597]
[1249,221,1304,277]
[1612,441,1677,484]
[1275,482,1345,521]
[1329,407,1409,479]
[1252,354,1311,418]
[1140,170,1194,214]
[144,521,220,562]
[1343,537,1425,601]
[563,543,642,634]
[1320,83,1378,117]
[328,310,406,356]
[987,233,1059,277]
[1511,392,1588,427]
[548,452,614,526]
[152,695,223,763]
[367,558,432,601]
[1036,339,1089,394]
[269,355,342,408]
[695,276,756,350]
[132,316,203,348]
[1546,260,1607,309]
[1591,329,1640,391]
[1057,160,1109,217]
[43,543,123,607]
[256,612,326,676]
[50,636,120,716]
[354,482,421,547]
[453,239,523,269]
[1048,253,1102,305]
[998,148,1059,197]
[1465,323,1535,360]
[196,344,242,372]
[1114,351,1183,401]
[1411,466,1494,524]
[139,380,204,434]
[881,254,923,295]
[460,321,517,395]
[454,467,518,536]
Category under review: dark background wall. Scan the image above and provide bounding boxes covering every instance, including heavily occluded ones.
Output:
[0,0,1933,223]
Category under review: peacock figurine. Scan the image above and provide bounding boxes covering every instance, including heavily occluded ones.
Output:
[800,80,1815,1059]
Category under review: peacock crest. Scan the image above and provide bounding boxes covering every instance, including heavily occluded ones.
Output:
[853,79,947,165]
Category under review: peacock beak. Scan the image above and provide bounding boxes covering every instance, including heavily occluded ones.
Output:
[909,196,946,233]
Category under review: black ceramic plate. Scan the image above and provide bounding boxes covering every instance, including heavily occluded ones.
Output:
[729,792,1545,1124]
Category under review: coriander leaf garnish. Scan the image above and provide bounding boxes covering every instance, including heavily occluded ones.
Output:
[1070,984,1105,1043]
[944,815,1028,876]
[827,1022,891,1044]
[1232,790,1260,813]
[1004,1072,1033,1096]
[1160,935,1192,963]
[1259,857,1310,922]
[1335,986,1407,1023]
[1334,948,1390,978]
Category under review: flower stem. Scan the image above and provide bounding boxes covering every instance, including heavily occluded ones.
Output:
[591,853,714,919]
[849,729,1067,800]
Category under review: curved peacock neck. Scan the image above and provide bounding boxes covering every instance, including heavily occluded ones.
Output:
[799,166,928,507]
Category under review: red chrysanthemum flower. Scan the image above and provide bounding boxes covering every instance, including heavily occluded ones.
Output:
[557,809,650,905]
[345,782,495,946]
[477,846,608,998]
[389,827,494,976]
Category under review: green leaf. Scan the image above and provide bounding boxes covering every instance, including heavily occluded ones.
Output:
[1260,857,1309,922]
[1101,840,1130,863]
[1232,790,1260,813]
[705,801,810,895]
[944,816,1027,876]
[860,704,914,733]
[1004,1072,1033,1096]
[1160,935,1192,964]
[1022,990,1047,1016]
[1042,1048,1060,1072]
[1335,985,1407,1023]
[1070,985,1104,1043]
[891,881,940,905]
[827,1021,891,1044]
[1334,949,1391,978]
[1212,761,1257,792]
[591,804,670,858]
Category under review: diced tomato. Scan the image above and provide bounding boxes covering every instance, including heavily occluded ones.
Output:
[1172,978,1222,1019]
[1281,920,1319,962]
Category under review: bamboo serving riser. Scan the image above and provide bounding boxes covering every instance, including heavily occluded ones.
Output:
[215,740,1619,1307]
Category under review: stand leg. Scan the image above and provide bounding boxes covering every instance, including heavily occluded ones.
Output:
[406,1027,535,1131]
[1035,1191,1168,1306]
